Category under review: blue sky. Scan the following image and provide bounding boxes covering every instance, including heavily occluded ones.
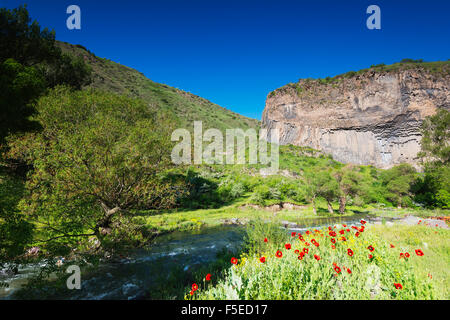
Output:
[3,0,450,120]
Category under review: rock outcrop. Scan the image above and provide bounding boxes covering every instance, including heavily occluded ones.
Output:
[262,64,450,168]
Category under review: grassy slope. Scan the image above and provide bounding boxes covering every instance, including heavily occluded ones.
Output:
[57,42,259,132]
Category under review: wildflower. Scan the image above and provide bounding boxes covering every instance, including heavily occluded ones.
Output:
[294,249,300,254]
[329,231,337,237]
[339,230,345,235]
[231,257,238,264]
[333,265,341,274]
[394,283,403,290]
[259,257,266,263]
[331,245,336,249]
[368,245,374,252]
[205,273,211,281]
[390,244,395,248]
[361,220,366,225]
[347,268,352,274]
[305,242,310,246]
[306,231,311,235]
[285,243,292,250]
[303,248,309,254]
[331,238,336,244]
[314,254,321,261]
[192,283,198,291]
[340,237,347,241]
[368,254,373,259]
[276,250,283,258]
[415,249,424,256]
[313,241,320,247]
[405,252,410,258]
[347,248,354,256]
[355,232,360,237]
[291,232,296,237]
[428,273,432,279]
[190,290,194,295]
[264,238,268,243]
[299,235,304,241]
[343,224,347,227]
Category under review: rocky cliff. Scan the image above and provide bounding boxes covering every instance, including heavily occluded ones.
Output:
[262,62,450,168]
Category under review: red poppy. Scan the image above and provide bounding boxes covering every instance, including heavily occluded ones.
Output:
[331,245,336,249]
[394,283,403,290]
[329,231,337,237]
[264,238,268,243]
[314,254,321,261]
[361,220,366,225]
[305,242,310,246]
[298,235,304,241]
[340,237,347,241]
[298,253,304,260]
[285,243,292,250]
[276,250,283,258]
[333,265,341,274]
[405,252,410,258]
[347,268,352,274]
[306,231,311,235]
[259,257,266,263]
[294,249,300,254]
[291,232,296,237]
[346,229,350,232]
[368,254,373,259]
[231,257,238,264]
[415,249,424,256]
[192,283,198,291]
[339,230,344,235]
[311,239,317,244]
[343,224,347,227]
[390,244,395,248]
[347,249,354,256]
[355,232,360,237]
[399,253,404,258]
[368,245,374,252]
[303,248,309,254]
[328,226,332,231]
[190,290,194,295]
[313,242,320,247]
[205,273,211,281]
[331,238,336,244]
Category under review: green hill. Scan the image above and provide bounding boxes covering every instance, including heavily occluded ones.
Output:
[57,42,259,132]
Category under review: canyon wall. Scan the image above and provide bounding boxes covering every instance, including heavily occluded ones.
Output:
[262,66,450,168]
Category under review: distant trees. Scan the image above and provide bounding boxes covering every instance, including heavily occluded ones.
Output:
[380,164,417,208]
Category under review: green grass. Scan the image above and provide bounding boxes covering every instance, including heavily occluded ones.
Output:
[187,222,448,300]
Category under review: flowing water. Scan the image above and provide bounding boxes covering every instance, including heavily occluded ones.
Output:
[0,213,398,300]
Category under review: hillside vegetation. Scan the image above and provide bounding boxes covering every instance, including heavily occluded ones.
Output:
[57,42,259,132]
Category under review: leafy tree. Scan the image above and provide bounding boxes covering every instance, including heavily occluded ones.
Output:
[415,109,450,208]
[305,169,339,214]
[418,109,450,166]
[7,87,184,249]
[334,166,364,214]
[0,5,91,144]
[380,164,417,208]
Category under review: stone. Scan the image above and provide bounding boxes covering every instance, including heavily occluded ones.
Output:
[262,68,450,168]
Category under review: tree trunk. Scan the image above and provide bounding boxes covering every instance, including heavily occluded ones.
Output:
[339,196,346,214]
[327,201,334,214]
[312,196,317,215]
[96,202,121,236]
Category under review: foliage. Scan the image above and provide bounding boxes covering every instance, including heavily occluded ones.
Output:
[6,87,184,250]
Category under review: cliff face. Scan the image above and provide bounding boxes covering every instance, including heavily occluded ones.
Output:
[262,65,450,168]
